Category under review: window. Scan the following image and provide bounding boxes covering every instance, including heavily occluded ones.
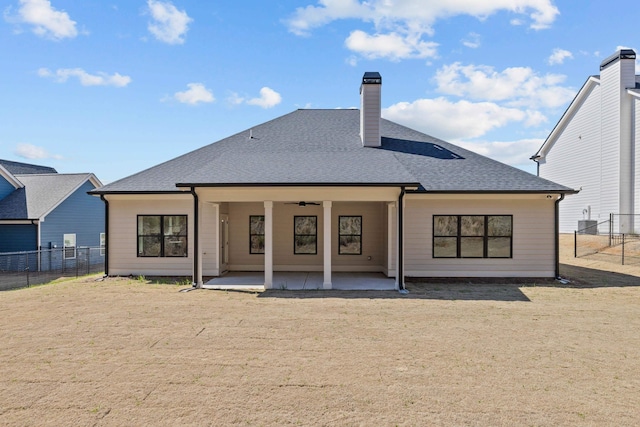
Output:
[100,233,106,256]
[137,215,187,257]
[294,216,317,254]
[63,233,76,259]
[339,216,362,255]
[249,215,265,254]
[433,215,512,258]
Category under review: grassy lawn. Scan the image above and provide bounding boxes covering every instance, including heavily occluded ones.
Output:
[1,270,639,426]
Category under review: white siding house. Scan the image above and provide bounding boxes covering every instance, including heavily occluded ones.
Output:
[94,72,575,290]
[534,49,640,234]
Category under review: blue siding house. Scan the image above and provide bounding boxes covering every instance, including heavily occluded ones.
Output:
[0,159,104,257]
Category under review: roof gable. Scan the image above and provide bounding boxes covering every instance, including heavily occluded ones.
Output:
[534,76,600,161]
[0,173,99,220]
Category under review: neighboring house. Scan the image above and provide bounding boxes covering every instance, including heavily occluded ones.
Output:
[0,159,105,258]
[92,72,575,290]
[533,49,639,234]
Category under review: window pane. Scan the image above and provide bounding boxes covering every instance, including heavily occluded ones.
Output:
[339,236,361,255]
[339,216,361,235]
[488,216,512,236]
[434,216,457,236]
[250,235,265,254]
[461,237,484,257]
[164,216,187,236]
[139,236,161,256]
[433,237,457,257]
[294,235,317,254]
[488,237,511,258]
[250,216,265,234]
[295,216,316,234]
[461,216,484,236]
[164,236,187,257]
[139,216,161,234]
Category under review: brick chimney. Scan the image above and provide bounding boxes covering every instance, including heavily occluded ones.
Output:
[360,72,382,147]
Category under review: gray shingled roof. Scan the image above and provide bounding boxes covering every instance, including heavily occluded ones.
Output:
[95,109,574,194]
[0,174,91,220]
[0,159,57,175]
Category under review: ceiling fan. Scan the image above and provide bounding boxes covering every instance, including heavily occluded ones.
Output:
[284,201,321,207]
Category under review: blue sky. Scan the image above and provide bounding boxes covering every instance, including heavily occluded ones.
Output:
[1,0,638,184]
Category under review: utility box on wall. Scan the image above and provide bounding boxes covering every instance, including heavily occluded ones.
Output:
[578,220,597,234]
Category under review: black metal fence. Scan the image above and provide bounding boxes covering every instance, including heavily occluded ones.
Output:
[0,247,104,291]
[574,219,640,265]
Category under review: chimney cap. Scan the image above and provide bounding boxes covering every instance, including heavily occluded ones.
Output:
[600,49,636,70]
[362,72,382,84]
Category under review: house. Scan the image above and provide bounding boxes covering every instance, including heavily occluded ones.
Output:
[0,159,105,259]
[92,72,575,290]
[532,49,639,234]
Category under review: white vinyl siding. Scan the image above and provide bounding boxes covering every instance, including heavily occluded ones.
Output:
[635,97,640,222]
[540,84,602,233]
[403,197,556,278]
[107,196,193,276]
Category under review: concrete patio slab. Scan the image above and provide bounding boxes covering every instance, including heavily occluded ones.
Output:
[202,272,396,291]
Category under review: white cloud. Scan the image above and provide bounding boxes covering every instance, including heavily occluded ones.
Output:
[383,97,525,141]
[455,138,543,169]
[345,30,438,60]
[9,0,78,40]
[433,62,575,109]
[38,68,131,87]
[286,0,558,60]
[547,48,573,65]
[287,0,559,35]
[461,32,481,49]
[173,83,214,105]
[14,143,62,160]
[285,0,369,37]
[246,87,282,108]
[147,0,192,45]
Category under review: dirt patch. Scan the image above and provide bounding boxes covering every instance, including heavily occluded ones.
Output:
[1,235,639,425]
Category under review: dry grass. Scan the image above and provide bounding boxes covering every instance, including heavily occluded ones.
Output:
[1,234,639,426]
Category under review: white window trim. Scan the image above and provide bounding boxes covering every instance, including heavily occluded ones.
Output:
[100,232,106,256]
[64,233,77,260]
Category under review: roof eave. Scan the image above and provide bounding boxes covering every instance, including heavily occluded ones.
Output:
[175,182,422,188]
[0,165,24,189]
[408,189,579,195]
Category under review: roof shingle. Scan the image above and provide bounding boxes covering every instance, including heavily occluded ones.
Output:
[95,109,574,194]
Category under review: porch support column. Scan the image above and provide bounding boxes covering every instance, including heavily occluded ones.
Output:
[264,201,273,289]
[387,202,396,279]
[396,188,407,292]
[323,201,332,289]
[211,203,220,275]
